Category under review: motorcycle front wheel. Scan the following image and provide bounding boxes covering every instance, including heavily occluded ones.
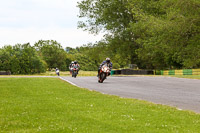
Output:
[73,72,77,78]
[99,73,106,83]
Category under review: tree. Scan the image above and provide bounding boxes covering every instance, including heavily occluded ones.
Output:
[0,43,46,74]
[77,0,138,65]
[0,45,13,72]
[34,40,67,70]
[129,0,200,69]
[77,0,200,69]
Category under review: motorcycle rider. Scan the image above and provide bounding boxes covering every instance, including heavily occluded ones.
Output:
[55,68,60,76]
[72,61,80,74]
[69,61,74,74]
[98,57,112,77]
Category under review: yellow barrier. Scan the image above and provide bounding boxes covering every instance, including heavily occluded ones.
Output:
[159,69,200,75]
[192,69,200,75]
[175,70,183,75]
[163,70,169,75]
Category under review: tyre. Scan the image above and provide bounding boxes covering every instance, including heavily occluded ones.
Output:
[102,73,106,82]
[99,73,106,83]
[74,72,77,78]
[98,73,103,83]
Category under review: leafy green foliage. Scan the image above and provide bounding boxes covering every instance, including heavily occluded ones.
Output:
[34,40,67,70]
[0,43,46,74]
[78,0,138,67]
[77,0,200,70]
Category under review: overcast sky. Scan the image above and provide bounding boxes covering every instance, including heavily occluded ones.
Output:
[0,0,103,48]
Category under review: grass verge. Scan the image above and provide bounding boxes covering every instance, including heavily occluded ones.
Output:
[38,71,97,76]
[0,71,97,77]
[0,78,200,132]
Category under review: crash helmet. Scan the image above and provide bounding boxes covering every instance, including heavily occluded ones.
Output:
[74,61,77,64]
[71,61,74,64]
[106,57,110,63]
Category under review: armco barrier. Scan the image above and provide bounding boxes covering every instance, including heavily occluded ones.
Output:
[158,69,200,75]
[193,69,200,75]
[168,70,175,75]
[112,69,153,75]
[110,70,115,76]
[183,69,192,75]
[112,69,200,75]
[175,70,183,75]
[115,70,121,74]
[155,70,161,75]
[163,70,169,75]
[161,70,164,75]
[0,71,11,75]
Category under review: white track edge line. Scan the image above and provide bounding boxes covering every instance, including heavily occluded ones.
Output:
[59,77,83,88]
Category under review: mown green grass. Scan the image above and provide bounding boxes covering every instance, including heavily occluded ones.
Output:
[38,70,97,76]
[0,71,97,77]
[0,78,200,132]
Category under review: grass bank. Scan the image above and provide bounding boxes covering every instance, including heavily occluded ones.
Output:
[0,78,200,132]
[0,71,97,77]
[40,71,97,76]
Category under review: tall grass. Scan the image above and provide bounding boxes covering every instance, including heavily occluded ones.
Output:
[0,78,200,132]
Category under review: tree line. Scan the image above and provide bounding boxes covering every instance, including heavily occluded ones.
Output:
[1,0,200,74]
[0,40,68,74]
[0,40,111,74]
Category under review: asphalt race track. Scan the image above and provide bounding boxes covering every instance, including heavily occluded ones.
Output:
[60,76,200,113]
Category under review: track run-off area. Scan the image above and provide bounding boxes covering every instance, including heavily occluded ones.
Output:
[60,76,200,113]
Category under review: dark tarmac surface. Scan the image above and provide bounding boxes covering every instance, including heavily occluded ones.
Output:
[61,76,200,113]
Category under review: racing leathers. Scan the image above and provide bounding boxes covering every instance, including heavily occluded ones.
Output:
[98,61,112,77]
[72,63,80,74]
[69,62,74,73]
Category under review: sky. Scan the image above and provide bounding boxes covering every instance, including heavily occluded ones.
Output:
[0,0,103,48]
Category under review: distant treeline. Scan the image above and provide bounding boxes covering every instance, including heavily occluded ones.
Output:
[1,0,200,74]
[0,40,67,74]
[0,39,119,74]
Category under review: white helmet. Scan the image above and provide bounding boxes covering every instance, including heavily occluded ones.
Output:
[106,57,110,63]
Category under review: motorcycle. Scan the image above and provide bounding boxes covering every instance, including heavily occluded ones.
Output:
[72,66,79,78]
[98,64,110,83]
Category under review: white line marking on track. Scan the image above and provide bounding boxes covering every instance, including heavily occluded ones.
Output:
[59,77,83,88]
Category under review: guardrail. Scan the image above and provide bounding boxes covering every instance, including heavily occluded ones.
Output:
[111,69,200,76]
[0,71,11,75]
[111,69,154,75]
[155,69,200,75]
